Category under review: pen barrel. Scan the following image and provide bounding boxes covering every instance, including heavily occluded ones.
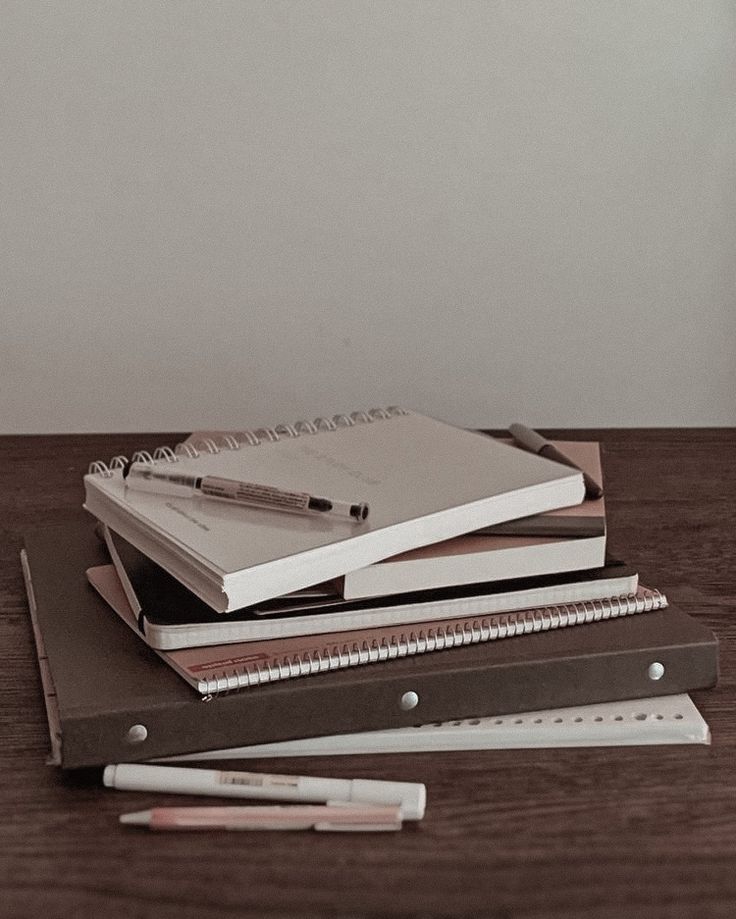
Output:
[105,764,319,800]
[508,423,548,453]
[200,477,369,521]
[120,805,404,832]
[200,477,313,513]
[146,804,402,831]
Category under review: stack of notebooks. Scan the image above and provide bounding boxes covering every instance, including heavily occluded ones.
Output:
[22,407,719,768]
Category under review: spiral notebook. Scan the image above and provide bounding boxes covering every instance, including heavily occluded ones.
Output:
[86,562,667,696]
[83,408,584,613]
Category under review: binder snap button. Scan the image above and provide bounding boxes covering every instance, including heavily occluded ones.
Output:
[400,691,419,711]
[647,662,665,681]
[125,724,148,744]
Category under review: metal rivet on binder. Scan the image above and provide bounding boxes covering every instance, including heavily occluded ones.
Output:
[647,662,665,681]
[400,691,419,711]
[125,724,148,744]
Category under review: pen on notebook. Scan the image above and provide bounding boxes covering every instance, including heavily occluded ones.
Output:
[121,461,370,523]
[119,804,404,833]
[103,764,426,821]
[508,423,603,501]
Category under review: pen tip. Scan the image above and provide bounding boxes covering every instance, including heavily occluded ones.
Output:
[119,810,151,825]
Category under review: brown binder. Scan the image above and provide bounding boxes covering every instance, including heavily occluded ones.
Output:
[23,520,718,769]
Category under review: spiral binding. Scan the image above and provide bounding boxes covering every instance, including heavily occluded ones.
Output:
[194,589,667,696]
[86,406,408,477]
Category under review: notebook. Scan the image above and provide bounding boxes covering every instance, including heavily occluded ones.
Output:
[334,441,606,599]
[87,562,666,695]
[161,694,710,759]
[83,408,584,612]
[103,525,638,649]
[22,520,718,768]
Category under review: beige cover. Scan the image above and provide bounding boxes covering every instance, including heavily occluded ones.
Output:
[339,441,605,597]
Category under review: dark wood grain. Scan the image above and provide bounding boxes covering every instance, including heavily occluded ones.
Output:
[1,430,735,919]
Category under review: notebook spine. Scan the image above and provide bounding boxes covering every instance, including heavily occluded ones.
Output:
[196,589,667,697]
[87,406,408,476]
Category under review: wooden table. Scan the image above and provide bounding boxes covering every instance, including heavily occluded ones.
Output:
[1,430,735,919]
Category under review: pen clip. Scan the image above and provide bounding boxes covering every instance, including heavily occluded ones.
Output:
[314,821,403,833]
[322,800,404,830]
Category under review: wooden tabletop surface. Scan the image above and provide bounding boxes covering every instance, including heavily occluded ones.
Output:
[1,429,735,919]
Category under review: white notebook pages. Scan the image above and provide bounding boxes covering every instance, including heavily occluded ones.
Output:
[160,695,709,759]
[83,409,584,612]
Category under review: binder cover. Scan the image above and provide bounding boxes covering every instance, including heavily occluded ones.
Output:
[23,520,718,769]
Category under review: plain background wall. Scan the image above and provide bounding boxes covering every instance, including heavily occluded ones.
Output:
[2,1,735,433]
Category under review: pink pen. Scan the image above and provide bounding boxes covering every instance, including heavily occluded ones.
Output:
[119,804,403,832]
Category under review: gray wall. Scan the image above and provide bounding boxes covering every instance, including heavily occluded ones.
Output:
[2,1,734,433]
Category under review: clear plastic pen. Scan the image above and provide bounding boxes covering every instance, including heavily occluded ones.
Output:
[122,462,370,522]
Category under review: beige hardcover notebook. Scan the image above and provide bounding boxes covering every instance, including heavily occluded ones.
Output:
[87,563,666,697]
[335,441,606,598]
[83,408,583,612]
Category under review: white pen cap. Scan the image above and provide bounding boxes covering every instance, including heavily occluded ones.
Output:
[348,779,426,821]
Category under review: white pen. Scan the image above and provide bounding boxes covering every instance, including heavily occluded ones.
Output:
[122,461,370,523]
[103,764,426,821]
[119,803,403,833]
